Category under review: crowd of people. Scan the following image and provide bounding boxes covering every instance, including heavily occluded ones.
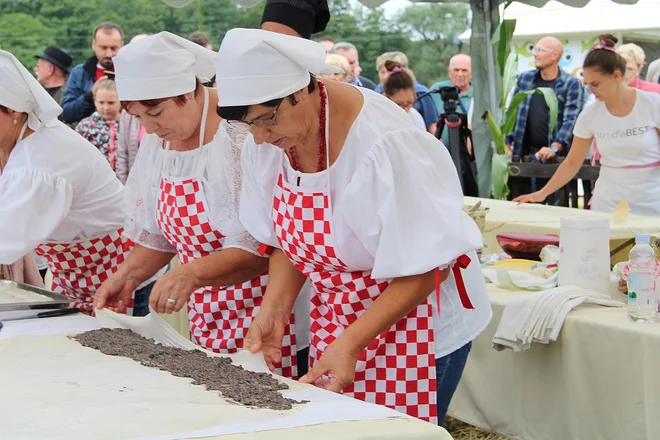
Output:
[1,0,660,430]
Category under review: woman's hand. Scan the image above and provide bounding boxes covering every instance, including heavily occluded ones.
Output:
[618,278,628,295]
[513,191,547,204]
[299,337,360,393]
[149,264,199,314]
[244,310,289,372]
[94,270,141,313]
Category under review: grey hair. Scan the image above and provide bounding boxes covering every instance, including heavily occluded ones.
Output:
[331,42,357,54]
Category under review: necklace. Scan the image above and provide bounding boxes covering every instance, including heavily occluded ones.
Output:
[286,81,328,172]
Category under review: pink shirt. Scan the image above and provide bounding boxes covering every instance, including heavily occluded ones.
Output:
[632,77,660,94]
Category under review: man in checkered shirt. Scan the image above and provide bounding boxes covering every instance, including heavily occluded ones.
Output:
[505,37,585,198]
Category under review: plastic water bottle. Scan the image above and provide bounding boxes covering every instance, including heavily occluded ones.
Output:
[627,234,658,323]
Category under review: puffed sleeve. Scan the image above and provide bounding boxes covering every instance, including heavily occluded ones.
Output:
[123,135,177,253]
[0,169,72,264]
[239,136,281,250]
[341,128,483,279]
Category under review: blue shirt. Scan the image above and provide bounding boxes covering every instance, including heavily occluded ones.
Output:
[375,81,439,129]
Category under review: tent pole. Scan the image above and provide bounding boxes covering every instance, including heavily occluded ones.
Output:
[484,0,499,116]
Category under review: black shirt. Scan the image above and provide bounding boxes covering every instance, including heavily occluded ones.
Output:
[522,74,557,153]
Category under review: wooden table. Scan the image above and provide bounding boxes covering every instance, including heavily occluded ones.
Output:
[508,155,600,208]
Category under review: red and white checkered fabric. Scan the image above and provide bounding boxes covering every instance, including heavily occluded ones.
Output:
[156,177,297,379]
[35,229,132,315]
[272,174,437,423]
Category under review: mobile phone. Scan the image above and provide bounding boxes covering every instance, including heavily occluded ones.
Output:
[104,70,115,80]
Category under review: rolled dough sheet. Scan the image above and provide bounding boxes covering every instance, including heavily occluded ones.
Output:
[0,310,449,439]
[0,334,411,440]
[0,284,53,304]
[0,334,293,440]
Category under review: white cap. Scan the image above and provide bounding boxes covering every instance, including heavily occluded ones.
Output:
[0,50,62,130]
[113,31,216,102]
[215,28,342,107]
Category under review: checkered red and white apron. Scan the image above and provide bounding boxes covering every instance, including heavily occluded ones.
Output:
[156,176,297,378]
[272,174,437,422]
[34,229,132,315]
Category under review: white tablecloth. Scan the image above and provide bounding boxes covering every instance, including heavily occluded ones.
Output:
[466,196,660,263]
[1,314,451,440]
[449,284,660,440]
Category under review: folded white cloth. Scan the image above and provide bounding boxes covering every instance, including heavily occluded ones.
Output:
[483,268,558,291]
[493,285,624,352]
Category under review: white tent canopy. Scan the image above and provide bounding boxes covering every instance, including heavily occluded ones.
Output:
[458,0,660,42]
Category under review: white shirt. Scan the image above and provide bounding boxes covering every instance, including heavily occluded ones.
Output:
[408,107,426,131]
[573,89,660,168]
[240,88,492,358]
[124,121,259,255]
[0,123,124,264]
[124,120,309,345]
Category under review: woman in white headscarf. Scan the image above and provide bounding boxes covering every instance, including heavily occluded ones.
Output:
[0,50,159,315]
[216,29,492,425]
[93,32,301,378]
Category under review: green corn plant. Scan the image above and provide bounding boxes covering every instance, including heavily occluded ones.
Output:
[485,15,558,200]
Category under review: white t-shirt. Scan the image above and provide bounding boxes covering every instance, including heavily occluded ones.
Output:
[0,122,125,264]
[408,107,426,131]
[573,89,660,168]
[240,87,492,358]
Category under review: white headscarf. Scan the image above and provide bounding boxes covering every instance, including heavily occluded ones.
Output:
[113,31,216,102]
[0,50,62,130]
[215,28,342,107]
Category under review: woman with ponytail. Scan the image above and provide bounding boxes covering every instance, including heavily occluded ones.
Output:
[515,34,660,216]
[382,61,426,131]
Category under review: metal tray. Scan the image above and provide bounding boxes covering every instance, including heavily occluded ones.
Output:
[0,280,72,312]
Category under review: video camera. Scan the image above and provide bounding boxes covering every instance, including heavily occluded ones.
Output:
[438,86,460,114]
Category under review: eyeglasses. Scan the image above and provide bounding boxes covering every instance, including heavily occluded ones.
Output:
[227,99,283,130]
[532,47,557,55]
[394,100,415,111]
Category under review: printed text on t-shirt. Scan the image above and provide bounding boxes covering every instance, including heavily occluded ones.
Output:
[595,126,653,139]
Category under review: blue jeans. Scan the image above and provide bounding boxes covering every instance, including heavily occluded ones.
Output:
[132,281,155,317]
[436,341,472,426]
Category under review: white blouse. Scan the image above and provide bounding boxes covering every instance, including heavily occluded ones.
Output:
[408,107,427,131]
[0,122,124,265]
[124,120,260,255]
[240,88,492,358]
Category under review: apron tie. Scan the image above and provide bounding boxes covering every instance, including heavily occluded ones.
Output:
[258,243,274,257]
[434,254,474,315]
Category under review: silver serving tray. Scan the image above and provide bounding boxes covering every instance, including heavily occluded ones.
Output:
[0,280,72,312]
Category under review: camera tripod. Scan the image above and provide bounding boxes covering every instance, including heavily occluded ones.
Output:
[429,86,478,197]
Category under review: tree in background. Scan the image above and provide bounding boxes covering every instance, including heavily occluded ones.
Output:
[0,0,468,88]
[0,0,263,67]
[395,3,470,87]
[315,0,411,83]
[0,13,56,68]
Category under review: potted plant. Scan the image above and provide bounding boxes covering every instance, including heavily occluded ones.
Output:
[484,16,558,200]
